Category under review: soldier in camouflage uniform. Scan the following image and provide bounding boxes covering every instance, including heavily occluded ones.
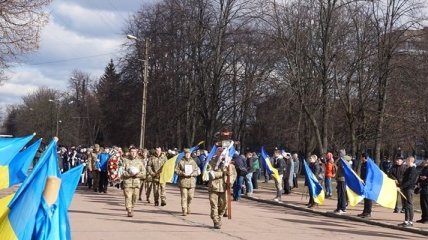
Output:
[87,144,101,192]
[147,147,168,206]
[207,149,237,229]
[121,147,146,217]
[139,149,149,201]
[175,148,200,216]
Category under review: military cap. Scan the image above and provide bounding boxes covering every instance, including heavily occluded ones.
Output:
[184,148,191,153]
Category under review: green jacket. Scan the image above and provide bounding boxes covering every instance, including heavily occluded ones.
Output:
[122,157,145,188]
[175,157,200,188]
[207,159,237,193]
[148,153,167,182]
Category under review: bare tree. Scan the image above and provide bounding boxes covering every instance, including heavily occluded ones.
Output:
[0,0,52,81]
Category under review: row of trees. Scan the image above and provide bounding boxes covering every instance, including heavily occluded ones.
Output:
[3,0,428,162]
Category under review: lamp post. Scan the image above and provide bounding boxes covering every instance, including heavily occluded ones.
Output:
[127,34,149,149]
[49,98,74,138]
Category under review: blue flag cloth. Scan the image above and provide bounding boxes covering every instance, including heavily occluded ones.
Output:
[364,158,397,209]
[0,138,57,240]
[302,160,325,204]
[340,159,365,206]
[8,138,42,187]
[0,134,35,189]
[260,147,279,181]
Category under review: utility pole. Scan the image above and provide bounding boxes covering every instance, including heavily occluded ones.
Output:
[140,38,149,149]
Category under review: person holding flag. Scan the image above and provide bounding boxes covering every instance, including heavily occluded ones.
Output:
[272,149,285,202]
[207,147,237,229]
[357,153,372,218]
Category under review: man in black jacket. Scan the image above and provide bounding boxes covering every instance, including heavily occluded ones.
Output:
[416,158,428,224]
[357,153,372,218]
[389,157,407,213]
[398,156,418,227]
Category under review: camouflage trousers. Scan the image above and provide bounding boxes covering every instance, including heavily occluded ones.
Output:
[145,180,153,200]
[209,191,226,224]
[180,187,195,212]
[152,181,166,203]
[124,187,139,211]
[92,171,100,191]
[139,179,146,199]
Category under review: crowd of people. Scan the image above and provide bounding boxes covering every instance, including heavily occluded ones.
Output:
[55,144,428,229]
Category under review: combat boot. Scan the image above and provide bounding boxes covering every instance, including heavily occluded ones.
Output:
[127,210,133,217]
[182,209,187,216]
[161,200,166,206]
[214,222,221,229]
[154,201,159,206]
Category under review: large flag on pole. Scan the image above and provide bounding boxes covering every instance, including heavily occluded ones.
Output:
[364,158,397,209]
[302,160,325,204]
[260,147,279,181]
[0,134,35,189]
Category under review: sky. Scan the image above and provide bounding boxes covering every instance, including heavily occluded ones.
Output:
[0,0,155,118]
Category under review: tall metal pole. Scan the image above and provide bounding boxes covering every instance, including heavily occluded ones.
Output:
[139,38,149,149]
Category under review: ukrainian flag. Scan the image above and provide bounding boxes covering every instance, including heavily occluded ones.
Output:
[0,134,35,189]
[202,145,217,181]
[303,160,325,204]
[340,159,365,206]
[160,141,204,184]
[8,139,42,188]
[33,162,83,240]
[260,147,279,181]
[0,138,57,239]
[364,158,397,209]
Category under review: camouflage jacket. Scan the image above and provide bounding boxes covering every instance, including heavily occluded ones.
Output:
[122,157,146,188]
[141,157,150,181]
[148,153,168,182]
[207,158,237,193]
[175,157,200,188]
[87,152,98,171]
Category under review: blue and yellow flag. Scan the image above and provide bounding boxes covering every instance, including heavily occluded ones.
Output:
[303,160,325,204]
[202,145,217,181]
[0,134,35,189]
[260,147,279,181]
[7,139,42,188]
[364,158,397,209]
[160,141,204,184]
[0,138,57,240]
[33,163,83,240]
[340,159,365,206]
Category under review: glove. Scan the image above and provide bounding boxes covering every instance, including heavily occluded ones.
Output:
[208,171,215,180]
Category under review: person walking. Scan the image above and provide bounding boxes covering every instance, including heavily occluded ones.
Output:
[148,147,168,206]
[175,148,200,216]
[207,149,237,229]
[121,147,145,217]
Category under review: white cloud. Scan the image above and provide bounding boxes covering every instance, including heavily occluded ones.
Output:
[0,0,153,118]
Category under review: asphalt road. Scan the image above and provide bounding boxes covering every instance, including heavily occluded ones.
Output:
[69,185,425,240]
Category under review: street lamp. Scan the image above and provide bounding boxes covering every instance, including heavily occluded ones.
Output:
[49,98,74,138]
[127,34,149,149]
